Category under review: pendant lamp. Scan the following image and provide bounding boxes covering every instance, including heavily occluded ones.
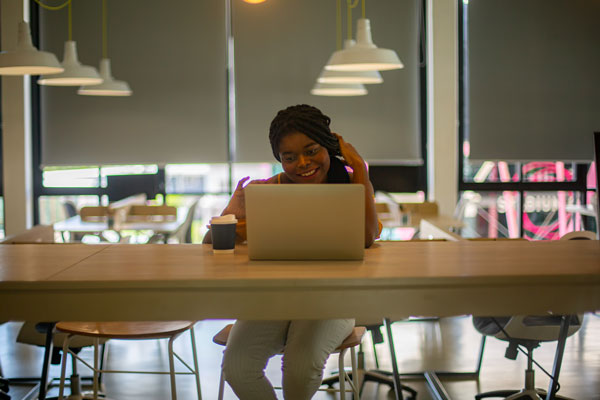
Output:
[78,0,132,96]
[311,82,367,96]
[38,1,102,86]
[318,40,382,84]
[325,18,403,71]
[38,41,102,86]
[78,58,131,96]
[0,21,63,76]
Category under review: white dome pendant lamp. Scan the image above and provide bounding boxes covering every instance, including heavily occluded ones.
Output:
[326,0,403,71]
[310,82,367,96]
[78,58,131,96]
[38,1,102,86]
[78,0,132,96]
[318,40,382,84]
[0,21,63,76]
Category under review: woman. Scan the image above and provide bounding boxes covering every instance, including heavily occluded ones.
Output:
[204,104,379,399]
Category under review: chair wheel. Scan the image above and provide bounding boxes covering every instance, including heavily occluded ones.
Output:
[0,391,10,400]
[0,378,8,393]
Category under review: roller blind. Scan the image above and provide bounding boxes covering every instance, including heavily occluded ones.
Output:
[468,0,600,162]
[233,0,421,164]
[39,0,227,166]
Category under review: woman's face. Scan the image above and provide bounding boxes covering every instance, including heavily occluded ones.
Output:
[278,131,330,184]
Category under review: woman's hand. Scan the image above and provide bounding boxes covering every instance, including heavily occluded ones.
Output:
[221,176,268,220]
[334,133,368,178]
[333,133,379,247]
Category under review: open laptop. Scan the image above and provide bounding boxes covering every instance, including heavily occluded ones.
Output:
[245,184,365,260]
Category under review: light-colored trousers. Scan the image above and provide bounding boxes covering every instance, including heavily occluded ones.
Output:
[222,319,355,400]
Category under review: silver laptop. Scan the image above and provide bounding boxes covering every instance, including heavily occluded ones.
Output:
[245,184,365,260]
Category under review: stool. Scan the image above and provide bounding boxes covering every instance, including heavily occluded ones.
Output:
[55,321,202,400]
[213,324,365,400]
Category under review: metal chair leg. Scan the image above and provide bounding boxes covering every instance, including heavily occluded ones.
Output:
[168,335,178,400]
[338,348,347,398]
[189,326,202,400]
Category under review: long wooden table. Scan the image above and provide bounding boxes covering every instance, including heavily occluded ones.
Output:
[1,240,598,400]
[1,241,599,322]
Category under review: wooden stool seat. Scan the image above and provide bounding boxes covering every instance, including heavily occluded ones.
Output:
[56,321,195,340]
[213,324,365,399]
[213,324,365,351]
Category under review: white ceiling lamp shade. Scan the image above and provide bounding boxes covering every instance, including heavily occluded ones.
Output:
[325,18,403,71]
[310,82,367,97]
[0,21,63,76]
[78,58,132,96]
[318,40,382,84]
[38,41,103,86]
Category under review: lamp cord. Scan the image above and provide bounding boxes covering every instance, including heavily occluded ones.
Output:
[346,0,359,40]
[33,0,71,11]
[336,0,341,50]
[68,0,72,41]
[102,0,108,59]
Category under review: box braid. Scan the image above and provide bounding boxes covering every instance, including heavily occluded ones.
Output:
[269,104,350,183]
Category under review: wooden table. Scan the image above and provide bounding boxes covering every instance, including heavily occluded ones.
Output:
[53,208,187,239]
[1,240,598,400]
[1,240,598,322]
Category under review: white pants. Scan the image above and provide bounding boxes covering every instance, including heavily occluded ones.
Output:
[222,319,355,400]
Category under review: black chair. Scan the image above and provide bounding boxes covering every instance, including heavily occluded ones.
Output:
[473,231,595,400]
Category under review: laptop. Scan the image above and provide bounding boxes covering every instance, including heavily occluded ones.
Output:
[245,184,365,260]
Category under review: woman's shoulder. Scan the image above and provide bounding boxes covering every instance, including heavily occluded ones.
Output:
[264,174,281,184]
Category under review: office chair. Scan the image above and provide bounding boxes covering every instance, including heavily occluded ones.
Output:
[473,230,595,400]
[213,324,365,400]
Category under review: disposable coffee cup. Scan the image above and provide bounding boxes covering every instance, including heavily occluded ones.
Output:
[210,214,238,254]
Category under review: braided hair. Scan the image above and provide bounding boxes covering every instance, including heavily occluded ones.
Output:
[269,104,350,183]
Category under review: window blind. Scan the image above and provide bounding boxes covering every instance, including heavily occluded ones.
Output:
[39,0,227,166]
[468,0,600,162]
[233,0,421,165]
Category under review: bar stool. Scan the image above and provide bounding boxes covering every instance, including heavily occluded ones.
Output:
[212,324,365,400]
[55,321,202,400]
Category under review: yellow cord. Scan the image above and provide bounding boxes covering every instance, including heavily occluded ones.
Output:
[33,0,71,11]
[336,0,341,50]
[68,0,72,40]
[346,0,359,40]
[102,0,108,58]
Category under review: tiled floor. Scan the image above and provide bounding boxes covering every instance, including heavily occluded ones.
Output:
[1,315,599,399]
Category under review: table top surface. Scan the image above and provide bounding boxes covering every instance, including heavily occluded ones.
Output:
[1,240,598,286]
[1,241,598,321]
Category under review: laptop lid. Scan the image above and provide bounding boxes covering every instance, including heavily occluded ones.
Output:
[245,184,365,260]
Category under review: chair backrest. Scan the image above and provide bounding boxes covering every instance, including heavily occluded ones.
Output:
[560,230,597,241]
[0,225,55,244]
[63,201,78,218]
[170,201,198,243]
[127,205,177,221]
[80,206,109,221]
[495,314,583,342]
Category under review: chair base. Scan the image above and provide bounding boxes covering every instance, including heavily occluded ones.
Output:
[321,369,417,399]
[476,388,574,400]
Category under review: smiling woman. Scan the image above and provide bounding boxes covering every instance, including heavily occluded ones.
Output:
[200,104,381,399]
